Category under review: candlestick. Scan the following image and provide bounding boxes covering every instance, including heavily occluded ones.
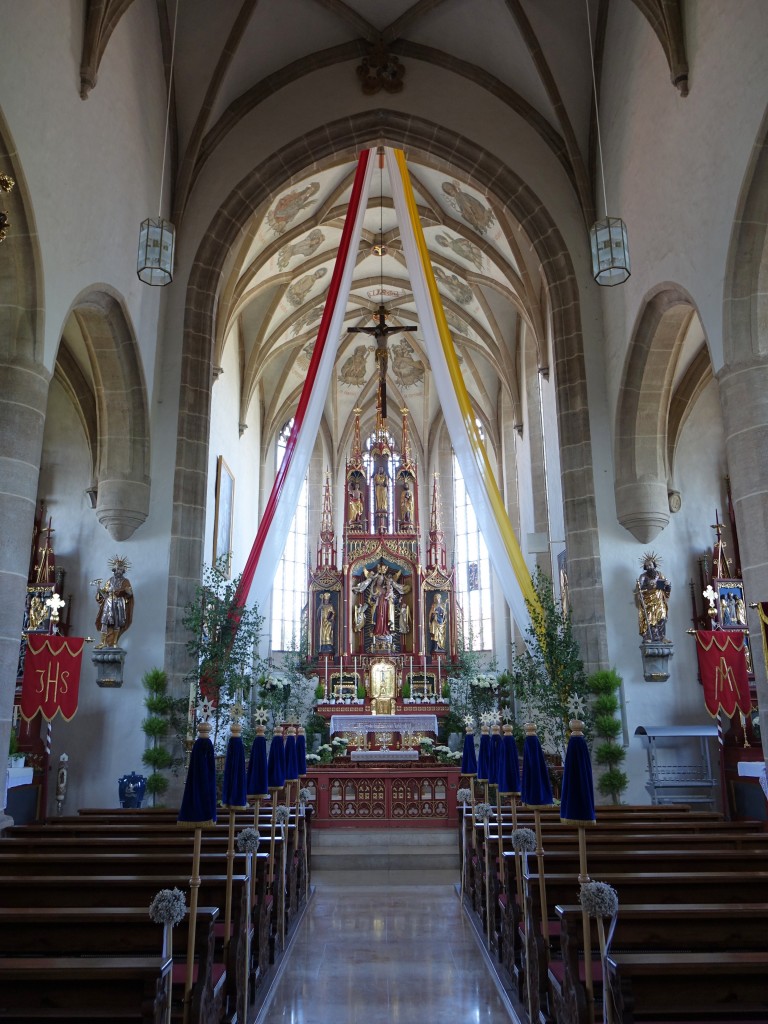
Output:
[325,656,328,700]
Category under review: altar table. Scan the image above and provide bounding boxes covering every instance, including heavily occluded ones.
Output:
[330,713,438,735]
[350,750,419,762]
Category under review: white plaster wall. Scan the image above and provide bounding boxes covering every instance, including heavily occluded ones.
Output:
[599,0,768,401]
[602,378,727,805]
[0,0,169,382]
[36,379,165,813]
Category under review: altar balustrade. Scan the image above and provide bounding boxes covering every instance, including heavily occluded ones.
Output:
[305,765,460,828]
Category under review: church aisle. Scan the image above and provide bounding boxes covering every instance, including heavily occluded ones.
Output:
[256,880,516,1024]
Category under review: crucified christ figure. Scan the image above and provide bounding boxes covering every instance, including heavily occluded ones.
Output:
[347,305,417,420]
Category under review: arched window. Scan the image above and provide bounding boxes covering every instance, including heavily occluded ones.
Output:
[362,431,401,532]
[271,420,309,651]
[453,436,492,651]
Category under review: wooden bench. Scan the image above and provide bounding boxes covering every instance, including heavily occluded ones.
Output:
[604,950,768,1023]
[520,870,768,1024]
[0,955,172,1023]
[551,903,768,1024]
[0,875,249,1024]
[0,907,223,1024]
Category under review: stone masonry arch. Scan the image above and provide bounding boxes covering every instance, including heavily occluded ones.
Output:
[63,287,151,541]
[166,110,607,689]
[0,109,47,824]
[614,283,700,543]
[720,105,768,746]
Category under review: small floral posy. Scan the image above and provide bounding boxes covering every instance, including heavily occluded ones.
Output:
[474,802,494,822]
[580,880,619,918]
[510,827,537,853]
[236,826,260,853]
[457,787,472,804]
[275,804,290,824]
[299,786,312,805]
[149,887,187,926]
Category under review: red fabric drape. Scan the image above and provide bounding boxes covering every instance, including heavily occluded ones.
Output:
[21,635,85,722]
[694,630,750,718]
[233,149,372,615]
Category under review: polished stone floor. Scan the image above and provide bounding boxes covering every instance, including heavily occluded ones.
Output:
[256,874,516,1024]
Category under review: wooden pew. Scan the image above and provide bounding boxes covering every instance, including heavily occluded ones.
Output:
[0,907,223,1024]
[0,955,172,1023]
[551,903,768,1024]
[0,875,249,1024]
[604,951,768,1023]
[522,871,768,1024]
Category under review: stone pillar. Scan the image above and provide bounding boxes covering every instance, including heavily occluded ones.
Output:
[0,357,49,827]
[718,357,768,763]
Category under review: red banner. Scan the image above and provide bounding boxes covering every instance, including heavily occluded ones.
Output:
[694,630,750,718]
[20,636,85,722]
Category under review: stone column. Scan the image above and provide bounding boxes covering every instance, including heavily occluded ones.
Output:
[718,357,768,763]
[0,357,49,827]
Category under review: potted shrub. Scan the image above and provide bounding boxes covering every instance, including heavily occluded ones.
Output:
[588,668,628,803]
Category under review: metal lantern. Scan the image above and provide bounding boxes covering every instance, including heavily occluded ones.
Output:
[590,216,630,286]
[137,217,175,286]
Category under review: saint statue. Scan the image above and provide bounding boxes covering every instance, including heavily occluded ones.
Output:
[429,593,448,651]
[95,556,134,648]
[374,467,389,513]
[635,552,672,643]
[348,479,364,524]
[353,601,367,632]
[318,592,335,650]
[399,479,414,525]
[398,600,411,636]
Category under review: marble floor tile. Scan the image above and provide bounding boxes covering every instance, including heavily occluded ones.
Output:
[256,879,516,1024]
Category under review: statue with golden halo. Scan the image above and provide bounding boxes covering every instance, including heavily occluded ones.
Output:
[94,555,134,648]
[635,551,672,643]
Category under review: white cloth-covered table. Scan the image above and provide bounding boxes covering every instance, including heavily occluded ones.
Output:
[330,713,438,735]
[738,760,768,800]
[350,750,419,762]
[4,765,33,812]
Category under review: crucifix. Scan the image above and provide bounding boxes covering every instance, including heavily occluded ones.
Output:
[347,304,416,420]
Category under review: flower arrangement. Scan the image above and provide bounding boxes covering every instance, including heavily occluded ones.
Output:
[579,880,619,918]
[331,737,349,757]
[305,752,321,766]
[457,788,472,804]
[299,786,312,807]
[235,826,260,853]
[317,743,333,764]
[275,804,290,825]
[474,802,494,822]
[472,673,499,690]
[419,737,435,756]
[148,887,187,926]
[510,827,537,853]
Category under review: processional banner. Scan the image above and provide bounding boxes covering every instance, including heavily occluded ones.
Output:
[20,635,85,722]
[694,630,750,718]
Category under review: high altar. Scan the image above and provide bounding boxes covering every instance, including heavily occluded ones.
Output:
[305,404,460,827]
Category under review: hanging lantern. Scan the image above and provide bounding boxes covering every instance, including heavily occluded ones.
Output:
[137,217,175,286]
[590,215,630,286]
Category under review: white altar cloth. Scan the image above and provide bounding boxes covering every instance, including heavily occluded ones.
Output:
[330,713,438,735]
[738,760,768,800]
[350,750,419,762]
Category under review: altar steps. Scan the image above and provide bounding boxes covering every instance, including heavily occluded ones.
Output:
[312,827,459,884]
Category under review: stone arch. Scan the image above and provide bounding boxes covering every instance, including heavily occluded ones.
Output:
[614,283,700,542]
[0,108,47,824]
[166,110,606,682]
[720,106,768,721]
[63,287,151,541]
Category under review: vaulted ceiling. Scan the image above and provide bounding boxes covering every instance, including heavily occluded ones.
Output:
[79,0,687,456]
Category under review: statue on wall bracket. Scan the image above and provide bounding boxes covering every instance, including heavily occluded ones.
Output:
[635,551,673,681]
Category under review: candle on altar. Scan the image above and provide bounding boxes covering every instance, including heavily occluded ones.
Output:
[410,656,413,691]
[354,656,357,688]
[325,656,328,699]
[438,656,441,693]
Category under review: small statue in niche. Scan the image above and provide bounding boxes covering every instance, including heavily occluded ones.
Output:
[635,552,672,643]
[317,592,335,651]
[94,556,134,648]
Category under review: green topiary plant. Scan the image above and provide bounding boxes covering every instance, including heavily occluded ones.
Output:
[141,668,179,805]
[587,668,628,804]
